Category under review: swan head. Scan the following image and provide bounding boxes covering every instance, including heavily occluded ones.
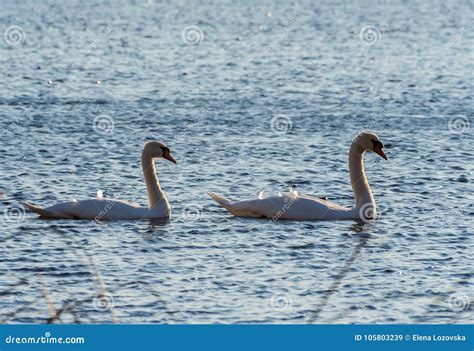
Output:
[355,132,387,160]
[144,141,177,164]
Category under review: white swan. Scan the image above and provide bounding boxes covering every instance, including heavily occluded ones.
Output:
[208,132,387,221]
[25,141,176,220]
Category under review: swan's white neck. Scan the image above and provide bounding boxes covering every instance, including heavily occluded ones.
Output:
[141,150,166,209]
[349,142,375,209]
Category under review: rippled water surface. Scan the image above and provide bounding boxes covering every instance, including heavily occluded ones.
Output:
[1,0,473,324]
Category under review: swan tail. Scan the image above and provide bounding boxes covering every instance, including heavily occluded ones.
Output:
[207,192,240,216]
[23,202,74,219]
[208,193,263,218]
[208,192,231,206]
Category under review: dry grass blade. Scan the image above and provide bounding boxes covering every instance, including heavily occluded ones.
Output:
[40,273,58,323]
[84,253,117,323]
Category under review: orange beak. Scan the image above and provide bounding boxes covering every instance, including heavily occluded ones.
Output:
[163,150,177,164]
[374,144,387,160]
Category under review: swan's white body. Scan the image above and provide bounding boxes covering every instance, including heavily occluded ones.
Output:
[209,192,357,220]
[25,198,170,220]
[209,132,387,221]
[25,141,175,220]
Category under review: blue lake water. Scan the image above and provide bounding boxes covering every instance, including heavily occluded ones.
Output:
[0,0,472,323]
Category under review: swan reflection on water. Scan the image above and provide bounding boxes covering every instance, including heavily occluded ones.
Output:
[307,224,372,323]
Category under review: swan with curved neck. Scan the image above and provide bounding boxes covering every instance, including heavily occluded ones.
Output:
[208,132,387,221]
[25,141,176,220]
